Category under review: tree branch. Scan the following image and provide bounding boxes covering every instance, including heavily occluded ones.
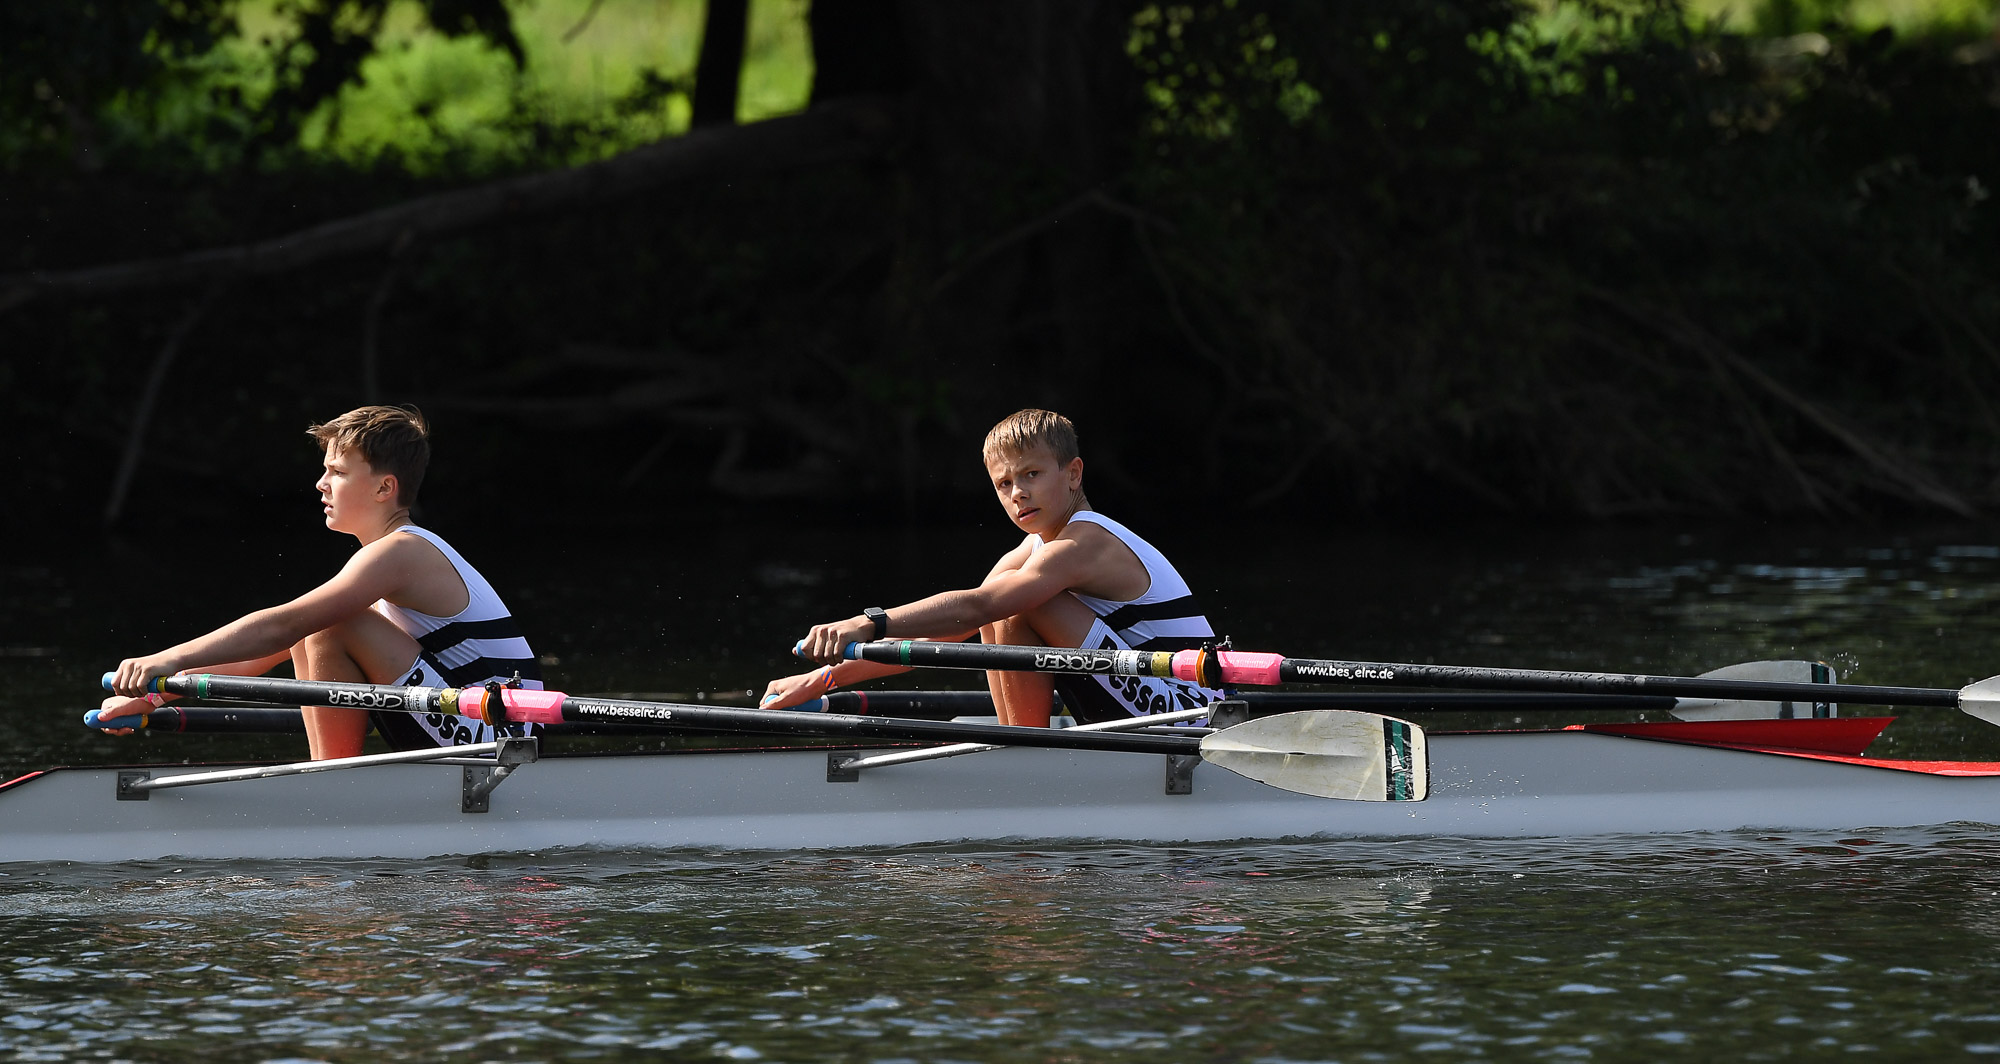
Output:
[104,286,225,526]
[2,97,899,314]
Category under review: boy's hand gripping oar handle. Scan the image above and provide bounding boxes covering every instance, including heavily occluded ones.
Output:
[86,708,156,731]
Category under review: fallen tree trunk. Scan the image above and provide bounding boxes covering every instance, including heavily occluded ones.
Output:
[0,96,898,314]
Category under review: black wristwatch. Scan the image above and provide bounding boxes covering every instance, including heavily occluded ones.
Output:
[863,607,890,641]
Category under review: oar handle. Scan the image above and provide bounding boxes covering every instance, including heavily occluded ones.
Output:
[101,671,173,694]
[95,673,172,730]
[85,709,151,730]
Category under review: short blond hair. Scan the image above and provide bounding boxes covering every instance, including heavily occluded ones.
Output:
[307,405,430,506]
[982,409,1080,466]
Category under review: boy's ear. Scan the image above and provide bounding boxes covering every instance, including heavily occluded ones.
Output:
[376,473,399,503]
[1066,457,1084,487]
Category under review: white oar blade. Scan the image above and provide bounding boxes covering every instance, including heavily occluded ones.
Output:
[1198,710,1427,802]
[1959,676,2000,727]
[1672,660,1841,721]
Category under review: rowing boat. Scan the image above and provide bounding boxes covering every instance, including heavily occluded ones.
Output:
[19,654,1997,864]
[6,711,1998,864]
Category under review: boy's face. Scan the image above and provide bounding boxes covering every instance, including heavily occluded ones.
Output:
[315,447,391,533]
[985,443,1082,537]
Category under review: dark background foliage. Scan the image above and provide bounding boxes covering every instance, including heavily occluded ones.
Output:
[4,0,1996,526]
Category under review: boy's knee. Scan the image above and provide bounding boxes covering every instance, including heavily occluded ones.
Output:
[295,627,339,655]
[985,615,1036,646]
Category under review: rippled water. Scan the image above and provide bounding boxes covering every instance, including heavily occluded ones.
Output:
[8,519,2000,1059]
[6,833,2000,1060]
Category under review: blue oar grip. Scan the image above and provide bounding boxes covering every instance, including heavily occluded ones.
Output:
[99,672,169,693]
[759,694,830,711]
[85,709,149,731]
[790,641,865,661]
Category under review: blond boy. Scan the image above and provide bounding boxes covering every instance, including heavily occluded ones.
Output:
[102,405,541,758]
[763,408,1218,725]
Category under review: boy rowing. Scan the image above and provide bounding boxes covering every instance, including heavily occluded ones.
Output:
[763,408,1220,726]
[100,405,542,758]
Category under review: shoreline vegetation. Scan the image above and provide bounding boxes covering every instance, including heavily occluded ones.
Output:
[4,0,1997,524]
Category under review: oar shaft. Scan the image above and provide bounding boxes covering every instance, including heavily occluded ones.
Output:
[1256,655,1954,707]
[801,689,1677,715]
[118,672,1207,756]
[839,641,1957,709]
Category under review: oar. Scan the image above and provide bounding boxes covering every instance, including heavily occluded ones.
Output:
[787,689,1680,717]
[791,676,1837,721]
[833,641,1994,720]
[78,674,1818,736]
[101,672,1429,802]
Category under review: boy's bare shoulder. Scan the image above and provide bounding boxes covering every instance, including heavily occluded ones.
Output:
[1050,518,1118,551]
[1043,517,1147,597]
[363,528,470,615]
[1033,519,1126,574]
[340,529,455,590]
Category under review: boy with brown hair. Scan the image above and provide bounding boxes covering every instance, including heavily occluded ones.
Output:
[102,405,542,758]
[762,408,1219,725]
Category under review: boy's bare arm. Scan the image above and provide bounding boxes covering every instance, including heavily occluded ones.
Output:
[759,542,1043,707]
[797,535,1112,662]
[109,536,426,695]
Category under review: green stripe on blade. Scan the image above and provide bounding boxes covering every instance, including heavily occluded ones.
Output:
[1384,719,1412,801]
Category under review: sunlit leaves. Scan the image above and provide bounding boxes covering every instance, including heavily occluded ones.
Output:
[1130,2,1322,140]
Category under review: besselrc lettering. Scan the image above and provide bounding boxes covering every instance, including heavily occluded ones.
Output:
[574,701,675,721]
[1292,663,1397,682]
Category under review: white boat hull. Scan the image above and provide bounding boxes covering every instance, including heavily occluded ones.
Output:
[5,730,1998,863]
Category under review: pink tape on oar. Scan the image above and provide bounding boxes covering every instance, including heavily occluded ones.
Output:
[495,688,565,725]
[1172,650,1284,686]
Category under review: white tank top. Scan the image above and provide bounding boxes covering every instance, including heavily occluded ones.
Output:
[373,526,543,691]
[1032,511,1216,652]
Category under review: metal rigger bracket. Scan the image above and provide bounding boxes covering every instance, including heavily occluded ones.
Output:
[825,699,1247,795]
[117,736,541,814]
